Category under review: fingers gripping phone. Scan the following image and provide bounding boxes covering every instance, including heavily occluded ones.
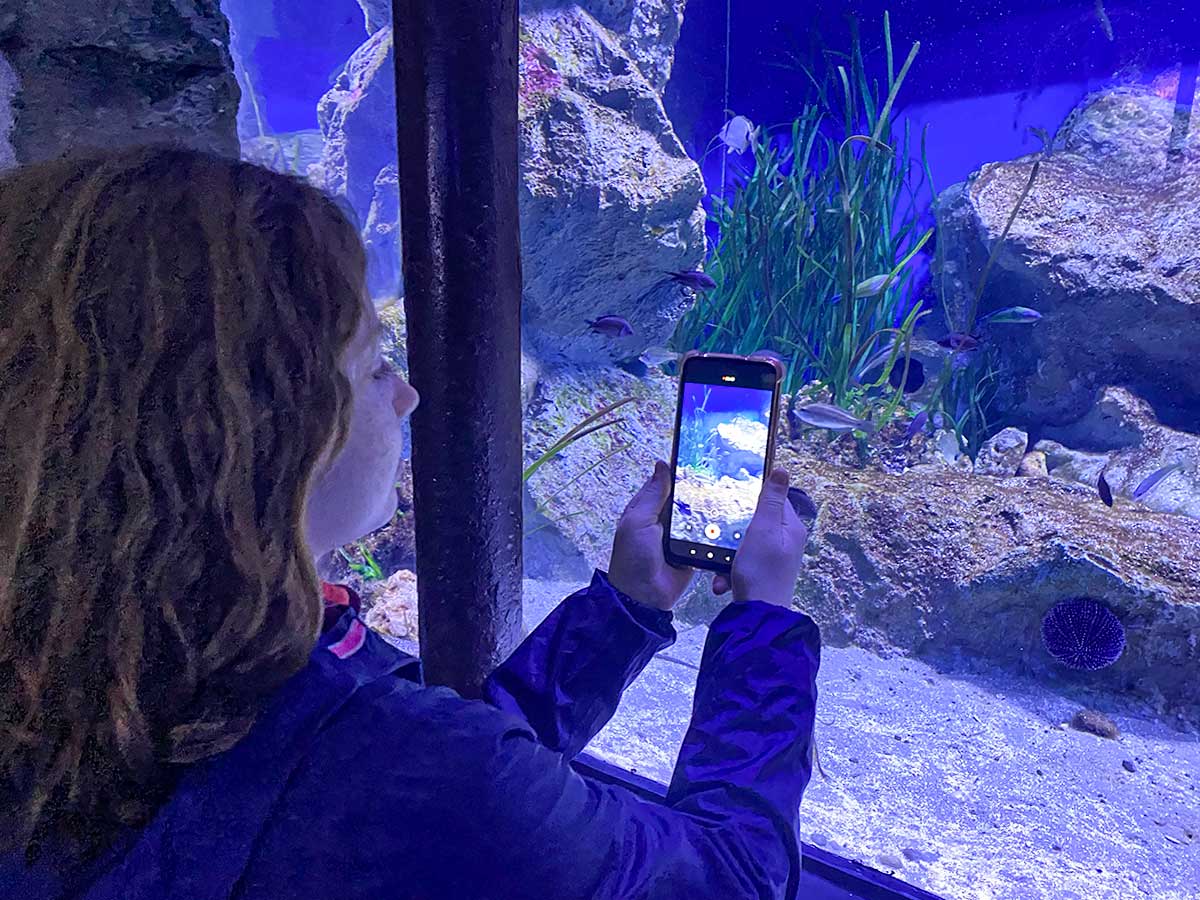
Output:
[661,350,786,574]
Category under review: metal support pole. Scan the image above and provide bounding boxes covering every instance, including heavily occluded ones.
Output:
[392,0,523,697]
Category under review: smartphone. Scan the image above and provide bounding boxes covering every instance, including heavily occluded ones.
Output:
[662,350,786,574]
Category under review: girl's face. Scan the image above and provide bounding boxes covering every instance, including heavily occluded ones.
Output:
[305,297,419,568]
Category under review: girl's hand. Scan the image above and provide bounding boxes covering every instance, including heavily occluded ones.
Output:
[607,461,697,612]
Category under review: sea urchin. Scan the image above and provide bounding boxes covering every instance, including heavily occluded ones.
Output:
[1041,597,1126,671]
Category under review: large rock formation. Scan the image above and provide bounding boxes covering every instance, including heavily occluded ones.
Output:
[517,7,706,365]
[784,451,1199,723]
[0,0,239,166]
[519,365,1200,722]
[1035,386,1200,520]
[313,2,706,356]
[525,0,687,91]
[934,88,1200,431]
[310,25,397,229]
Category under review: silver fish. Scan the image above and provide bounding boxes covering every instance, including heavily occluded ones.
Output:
[717,115,758,154]
[1132,463,1186,500]
[982,306,1043,325]
[638,345,679,367]
[854,274,896,297]
[794,403,876,434]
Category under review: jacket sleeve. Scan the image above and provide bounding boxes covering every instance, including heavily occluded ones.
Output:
[438,599,821,900]
[240,598,820,900]
[481,568,678,757]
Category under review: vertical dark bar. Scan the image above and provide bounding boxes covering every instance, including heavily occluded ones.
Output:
[392,0,523,697]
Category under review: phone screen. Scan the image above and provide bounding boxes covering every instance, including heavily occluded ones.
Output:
[665,355,781,571]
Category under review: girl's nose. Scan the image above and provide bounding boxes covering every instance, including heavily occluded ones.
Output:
[395,379,419,418]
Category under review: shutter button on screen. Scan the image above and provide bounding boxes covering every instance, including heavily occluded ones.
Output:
[704,523,721,540]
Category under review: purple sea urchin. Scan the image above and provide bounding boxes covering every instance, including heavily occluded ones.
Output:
[1041,598,1126,671]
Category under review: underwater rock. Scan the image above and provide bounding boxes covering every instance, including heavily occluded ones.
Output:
[526,407,1200,721]
[355,0,391,35]
[1036,386,1200,520]
[1,0,239,165]
[520,360,681,584]
[1017,450,1049,478]
[311,24,397,234]
[910,429,974,474]
[363,164,402,298]
[1069,709,1120,740]
[518,7,706,365]
[524,0,688,92]
[364,568,420,641]
[975,427,1029,477]
[315,5,706,337]
[780,454,1200,723]
[934,89,1200,430]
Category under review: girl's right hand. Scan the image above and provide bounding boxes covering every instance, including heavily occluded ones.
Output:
[711,466,808,608]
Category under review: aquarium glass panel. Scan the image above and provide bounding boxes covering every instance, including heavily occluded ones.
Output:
[226,1,1200,898]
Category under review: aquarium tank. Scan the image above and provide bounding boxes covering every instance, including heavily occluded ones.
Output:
[3,0,1193,897]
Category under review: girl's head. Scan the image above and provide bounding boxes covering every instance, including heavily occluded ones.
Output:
[0,146,417,859]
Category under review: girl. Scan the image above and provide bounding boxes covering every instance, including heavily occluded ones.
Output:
[0,146,818,899]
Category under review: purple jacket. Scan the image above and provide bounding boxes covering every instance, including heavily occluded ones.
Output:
[1,569,821,899]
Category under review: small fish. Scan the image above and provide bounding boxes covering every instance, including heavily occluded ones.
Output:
[794,403,876,435]
[1132,463,1186,500]
[586,315,634,338]
[1098,470,1114,507]
[899,409,929,445]
[936,332,981,352]
[750,348,785,364]
[787,487,818,522]
[854,274,896,297]
[717,115,759,154]
[674,499,692,516]
[1095,0,1115,41]
[982,306,1043,325]
[668,270,717,292]
[637,345,679,367]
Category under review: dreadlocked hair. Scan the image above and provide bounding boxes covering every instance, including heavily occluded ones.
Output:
[0,145,367,864]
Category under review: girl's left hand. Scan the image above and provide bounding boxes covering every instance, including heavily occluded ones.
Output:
[607,460,697,612]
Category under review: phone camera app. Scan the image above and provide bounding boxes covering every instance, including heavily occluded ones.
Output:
[670,381,772,553]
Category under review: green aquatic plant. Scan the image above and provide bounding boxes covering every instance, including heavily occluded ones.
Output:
[524,397,636,539]
[924,129,1046,457]
[232,47,308,178]
[672,13,932,436]
[339,541,385,582]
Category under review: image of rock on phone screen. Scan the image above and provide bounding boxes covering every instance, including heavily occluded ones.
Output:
[663,352,784,574]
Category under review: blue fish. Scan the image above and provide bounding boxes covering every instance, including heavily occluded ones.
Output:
[1098,470,1114,507]
[899,409,929,445]
[1132,463,1186,500]
[674,499,692,516]
[586,315,634,338]
[668,270,717,292]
